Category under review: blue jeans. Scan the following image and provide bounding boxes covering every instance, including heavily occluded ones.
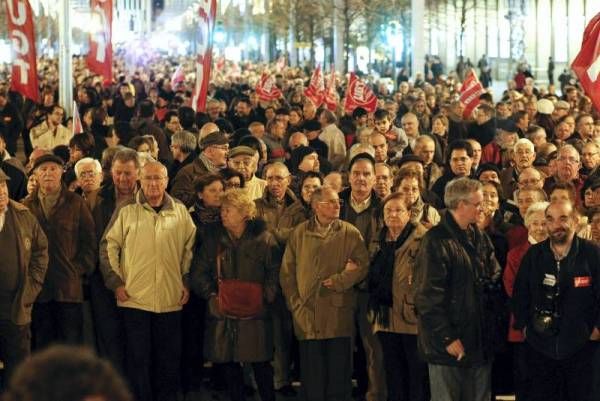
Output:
[428,363,492,401]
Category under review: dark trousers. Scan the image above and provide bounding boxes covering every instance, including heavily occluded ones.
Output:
[299,337,352,401]
[32,301,83,349]
[0,320,30,389]
[222,361,275,401]
[513,342,531,401]
[428,363,492,401]
[89,271,125,372]
[121,308,182,401]
[181,292,205,392]
[527,341,597,401]
[377,332,429,401]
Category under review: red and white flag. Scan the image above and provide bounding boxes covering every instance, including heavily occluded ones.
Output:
[192,0,217,112]
[572,13,600,112]
[255,72,282,102]
[171,65,185,87]
[304,65,325,108]
[87,0,113,86]
[459,69,485,119]
[324,67,338,111]
[5,0,39,102]
[343,73,377,114]
[72,101,84,135]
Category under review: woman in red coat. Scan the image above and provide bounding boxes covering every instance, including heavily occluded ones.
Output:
[503,201,549,401]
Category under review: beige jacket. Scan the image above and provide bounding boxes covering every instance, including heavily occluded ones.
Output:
[100,191,196,313]
[30,121,73,150]
[280,218,369,340]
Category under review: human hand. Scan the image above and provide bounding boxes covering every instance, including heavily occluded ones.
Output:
[115,286,130,302]
[208,296,224,318]
[344,259,358,272]
[590,327,600,341]
[445,339,465,361]
[179,287,190,305]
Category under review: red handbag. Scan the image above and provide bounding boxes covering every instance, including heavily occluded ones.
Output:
[216,245,264,319]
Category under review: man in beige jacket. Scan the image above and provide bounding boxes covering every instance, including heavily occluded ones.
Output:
[280,186,369,401]
[100,161,196,401]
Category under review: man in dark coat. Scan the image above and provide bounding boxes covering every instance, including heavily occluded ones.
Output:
[415,177,501,401]
[0,89,24,156]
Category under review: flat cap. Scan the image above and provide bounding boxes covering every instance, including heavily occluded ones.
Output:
[199,131,229,149]
[32,154,64,171]
[228,146,256,159]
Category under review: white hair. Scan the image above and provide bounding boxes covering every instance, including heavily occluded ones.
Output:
[513,138,535,153]
[524,201,550,227]
[74,157,102,178]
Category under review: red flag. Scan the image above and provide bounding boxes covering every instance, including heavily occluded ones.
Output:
[343,73,377,114]
[192,0,217,112]
[73,101,83,135]
[87,0,113,86]
[459,69,485,119]
[572,13,600,113]
[171,65,185,88]
[304,65,325,107]
[324,67,338,111]
[5,0,38,102]
[255,72,282,102]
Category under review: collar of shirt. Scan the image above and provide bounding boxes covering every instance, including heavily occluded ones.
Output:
[528,235,539,245]
[350,193,372,214]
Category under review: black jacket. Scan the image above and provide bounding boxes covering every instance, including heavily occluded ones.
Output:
[414,211,501,367]
[513,237,600,360]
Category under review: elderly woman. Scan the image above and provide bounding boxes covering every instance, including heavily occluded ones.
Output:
[191,189,280,401]
[503,201,549,401]
[367,193,429,401]
[393,168,440,228]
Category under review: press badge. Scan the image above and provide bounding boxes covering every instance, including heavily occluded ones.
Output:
[574,276,592,288]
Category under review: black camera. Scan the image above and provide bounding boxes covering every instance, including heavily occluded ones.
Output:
[532,279,560,336]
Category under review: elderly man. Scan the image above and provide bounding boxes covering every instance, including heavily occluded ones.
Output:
[280,186,369,401]
[543,144,584,207]
[74,157,102,210]
[0,168,48,384]
[415,135,443,190]
[168,130,197,183]
[575,113,595,142]
[499,138,537,197]
[90,148,140,371]
[370,133,390,164]
[229,145,267,200]
[22,154,97,349]
[581,141,600,179]
[29,105,72,151]
[374,163,393,199]
[256,162,296,231]
[101,161,196,401]
[319,109,347,170]
[415,178,501,401]
[401,112,421,155]
[171,131,229,208]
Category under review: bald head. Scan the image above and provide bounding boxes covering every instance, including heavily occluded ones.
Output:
[199,122,219,141]
[289,132,309,150]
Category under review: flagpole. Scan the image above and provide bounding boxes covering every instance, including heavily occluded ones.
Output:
[58,0,73,117]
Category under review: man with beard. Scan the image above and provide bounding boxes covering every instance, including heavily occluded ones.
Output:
[513,201,600,401]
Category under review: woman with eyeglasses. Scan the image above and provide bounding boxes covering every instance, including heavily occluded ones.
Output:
[367,192,430,401]
[393,169,440,229]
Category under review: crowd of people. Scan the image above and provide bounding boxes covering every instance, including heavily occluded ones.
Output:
[0,53,599,401]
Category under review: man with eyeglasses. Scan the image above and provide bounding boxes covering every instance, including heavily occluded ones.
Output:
[543,145,585,208]
[171,131,229,208]
[228,145,266,200]
[280,186,369,401]
[100,161,196,401]
[415,177,501,401]
[432,140,475,201]
[580,142,600,179]
[499,138,537,197]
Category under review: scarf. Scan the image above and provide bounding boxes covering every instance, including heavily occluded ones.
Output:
[192,200,221,225]
[367,222,415,327]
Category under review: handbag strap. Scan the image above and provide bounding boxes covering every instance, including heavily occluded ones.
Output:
[216,243,222,283]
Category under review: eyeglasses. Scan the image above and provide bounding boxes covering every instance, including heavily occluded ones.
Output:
[463,200,483,209]
[557,156,580,164]
[230,159,253,168]
[519,178,541,185]
[78,171,98,178]
[211,145,229,151]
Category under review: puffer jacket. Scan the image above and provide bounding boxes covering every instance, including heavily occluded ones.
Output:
[190,219,281,363]
[100,191,196,313]
[280,217,369,340]
[414,210,501,367]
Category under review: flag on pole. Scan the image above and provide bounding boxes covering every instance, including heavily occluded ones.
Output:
[72,101,84,135]
[5,0,39,102]
[343,73,377,114]
[304,65,325,108]
[572,13,600,112]
[459,69,485,119]
[171,65,185,88]
[192,0,217,112]
[87,0,113,86]
[324,67,338,111]
[255,72,282,102]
